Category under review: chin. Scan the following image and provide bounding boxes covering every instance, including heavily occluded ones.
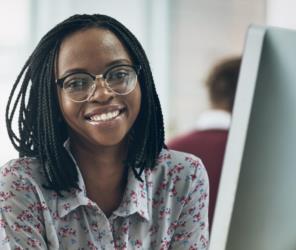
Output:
[89,134,127,148]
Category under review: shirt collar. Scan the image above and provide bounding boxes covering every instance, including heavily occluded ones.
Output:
[57,139,89,218]
[195,109,231,130]
[57,139,150,221]
[113,168,150,221]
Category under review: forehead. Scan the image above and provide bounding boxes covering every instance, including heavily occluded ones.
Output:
[56,27,132,76]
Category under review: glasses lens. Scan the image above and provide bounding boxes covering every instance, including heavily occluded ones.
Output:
[63,73,94,102]
[106,66,137,94]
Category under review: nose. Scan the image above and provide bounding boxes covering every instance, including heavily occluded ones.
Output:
[87,76,115,103]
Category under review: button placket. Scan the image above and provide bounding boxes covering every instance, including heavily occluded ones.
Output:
[91,205,116,249]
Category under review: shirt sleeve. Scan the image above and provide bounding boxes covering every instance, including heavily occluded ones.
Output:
[169,159,209,250]
[0,161,48,250]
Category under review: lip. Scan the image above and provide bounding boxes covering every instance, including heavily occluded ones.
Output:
[84,104,126,119]
[86,111,124,128]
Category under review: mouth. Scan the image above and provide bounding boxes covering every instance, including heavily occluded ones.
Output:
[85,107,125,123]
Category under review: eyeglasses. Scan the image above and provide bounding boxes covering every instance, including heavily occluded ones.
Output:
[56,64,141,102]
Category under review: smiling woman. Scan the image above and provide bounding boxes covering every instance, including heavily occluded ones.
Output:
[1,14,209,249]
[56,28,141,150]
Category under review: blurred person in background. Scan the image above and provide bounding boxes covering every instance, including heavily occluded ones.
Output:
[168,56,241,230]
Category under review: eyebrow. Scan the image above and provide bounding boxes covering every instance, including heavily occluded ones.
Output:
[59,59,132,79]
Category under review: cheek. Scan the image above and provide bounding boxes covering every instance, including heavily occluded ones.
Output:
[57,91,78,122]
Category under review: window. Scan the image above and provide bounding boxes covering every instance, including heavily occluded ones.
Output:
[0,0,31,164]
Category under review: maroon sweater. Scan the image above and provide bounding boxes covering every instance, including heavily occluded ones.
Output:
[168,129,229,230]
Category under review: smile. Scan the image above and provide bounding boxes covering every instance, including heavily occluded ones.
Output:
[89,110,121,122]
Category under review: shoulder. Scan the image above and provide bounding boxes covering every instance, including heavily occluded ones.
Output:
[149,148,209,190]
[157,148,206,172]
[167,130,204,149]
[0,157,44,181]
[145,148,209,225]
[167,130,198,144]
[168,130,228,152]
[0,158,46,202]
[0,159,53,249]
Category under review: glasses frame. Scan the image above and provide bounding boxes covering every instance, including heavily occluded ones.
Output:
[55,64,141,102]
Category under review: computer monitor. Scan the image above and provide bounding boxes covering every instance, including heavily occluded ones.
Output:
[209,25,296,250]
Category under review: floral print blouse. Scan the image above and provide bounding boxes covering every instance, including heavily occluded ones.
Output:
[0,148,209,250]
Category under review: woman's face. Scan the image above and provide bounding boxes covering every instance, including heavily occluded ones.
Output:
[56,27,141,150]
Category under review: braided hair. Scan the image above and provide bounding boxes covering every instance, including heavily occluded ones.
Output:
[6,14,165,192]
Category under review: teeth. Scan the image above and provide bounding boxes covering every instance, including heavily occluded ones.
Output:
[89,110,120,122]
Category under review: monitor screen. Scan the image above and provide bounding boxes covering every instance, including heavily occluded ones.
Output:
[209,25,296,250]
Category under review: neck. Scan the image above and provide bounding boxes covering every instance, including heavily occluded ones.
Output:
[69,139,128,216]
[69,137,127,191]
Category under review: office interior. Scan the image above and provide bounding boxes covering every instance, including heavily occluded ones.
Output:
[0,0,292,164]
[3,1,296,249]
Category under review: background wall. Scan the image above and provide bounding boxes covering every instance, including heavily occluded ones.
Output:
[0,0,32,165]
[169,0,265,136]
[1,0,290,165]
[266,0,296,29]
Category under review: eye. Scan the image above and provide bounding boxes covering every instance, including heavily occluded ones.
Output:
[63,74,93,92]
[108,70,130,82]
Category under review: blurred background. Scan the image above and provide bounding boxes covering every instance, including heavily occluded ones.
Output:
[0,0,295,165]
